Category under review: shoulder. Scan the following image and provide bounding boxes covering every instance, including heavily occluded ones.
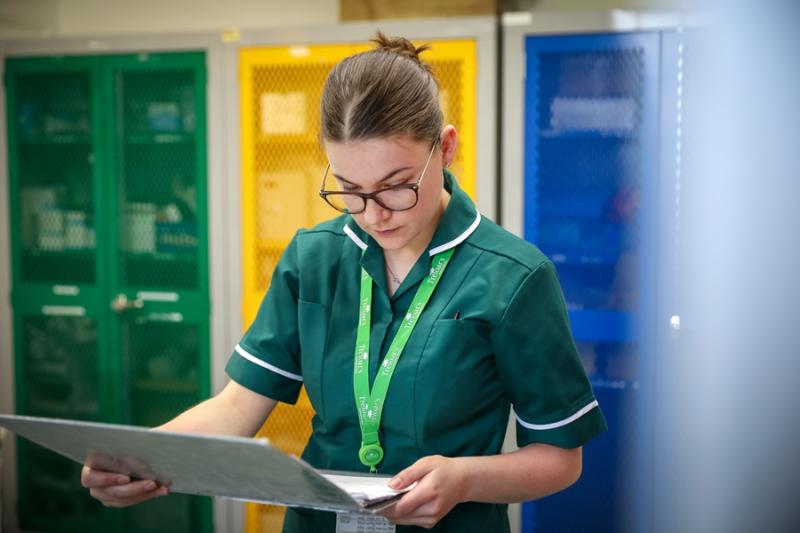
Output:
[454,214,558,327]
[292,215,350,254]
[282,215,355,303]
[274,215,352,275]
[466,214,550,275]
[296,215,349,240]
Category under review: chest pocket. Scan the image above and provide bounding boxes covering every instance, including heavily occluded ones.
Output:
[416,319,502,437]
[297,300,329,412]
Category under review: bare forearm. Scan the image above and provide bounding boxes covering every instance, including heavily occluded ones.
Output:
[157,396,254,436]
[457,444,582,504]
[157,381,277,437]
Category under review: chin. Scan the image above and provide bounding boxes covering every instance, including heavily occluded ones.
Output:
[372,236,404,251]
[370,231,408,251]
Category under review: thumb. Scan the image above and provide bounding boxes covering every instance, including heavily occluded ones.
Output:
[389,456,437,490]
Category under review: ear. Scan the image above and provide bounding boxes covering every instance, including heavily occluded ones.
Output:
[438,125,458,168]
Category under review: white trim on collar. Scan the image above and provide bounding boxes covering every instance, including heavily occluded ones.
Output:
[343,224,368,250]
[343,211,481,255]
[428,211,482,256]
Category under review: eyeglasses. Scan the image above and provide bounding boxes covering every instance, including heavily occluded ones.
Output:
[319,141,438,214]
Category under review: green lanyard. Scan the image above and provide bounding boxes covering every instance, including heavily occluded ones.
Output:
[353,248,455,472]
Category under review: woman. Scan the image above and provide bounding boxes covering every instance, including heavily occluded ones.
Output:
[82,33,606,532]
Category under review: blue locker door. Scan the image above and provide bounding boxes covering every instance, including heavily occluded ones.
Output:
[521,32,660,533]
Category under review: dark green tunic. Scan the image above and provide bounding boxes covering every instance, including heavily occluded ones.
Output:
[226,171,607,532]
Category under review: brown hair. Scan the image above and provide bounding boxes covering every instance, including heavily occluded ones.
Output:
[320,31,443,143]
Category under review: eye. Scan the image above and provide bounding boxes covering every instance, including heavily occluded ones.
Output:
[335,180,359,192]
[385,177,412,189]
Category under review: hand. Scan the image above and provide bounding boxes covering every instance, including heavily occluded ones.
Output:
[81,465,169,507]
[381,455,469,529]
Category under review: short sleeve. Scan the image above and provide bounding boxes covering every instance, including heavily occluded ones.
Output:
[225,234,304,404]
[492,261,607,449]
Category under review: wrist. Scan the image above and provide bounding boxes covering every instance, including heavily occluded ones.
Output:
[454,456,478,503]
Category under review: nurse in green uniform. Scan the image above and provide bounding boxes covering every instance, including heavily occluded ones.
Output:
[82,33,606,532]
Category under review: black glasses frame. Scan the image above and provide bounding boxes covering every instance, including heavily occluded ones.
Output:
[319,141,438,214]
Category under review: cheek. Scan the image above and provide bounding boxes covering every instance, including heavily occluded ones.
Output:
[349,213,370,233]
[418,179,443,212]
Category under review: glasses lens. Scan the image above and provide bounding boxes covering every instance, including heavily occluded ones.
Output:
[374,188,418,211]
[325,193,365,214]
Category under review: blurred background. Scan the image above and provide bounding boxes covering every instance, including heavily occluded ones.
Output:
[0,1,797,532]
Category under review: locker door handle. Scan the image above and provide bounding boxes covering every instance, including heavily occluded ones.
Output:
[110,293,144,313]
[42,305,86,317]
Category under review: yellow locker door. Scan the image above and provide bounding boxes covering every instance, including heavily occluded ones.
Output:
[239,38,477,533]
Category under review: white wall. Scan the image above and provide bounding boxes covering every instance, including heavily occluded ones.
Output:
[0,0,58,37]
[1,0,691,38]
[1,0,340,37]
[531,0,684,9]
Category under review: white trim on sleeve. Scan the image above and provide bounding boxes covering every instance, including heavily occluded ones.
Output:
[343,224,368,250]
[234,344,303,382]
[516,400,599,431]
[428,211,482,256]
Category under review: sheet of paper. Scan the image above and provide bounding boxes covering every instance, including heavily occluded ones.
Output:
[336,513,396,532]
[322,473,412,504]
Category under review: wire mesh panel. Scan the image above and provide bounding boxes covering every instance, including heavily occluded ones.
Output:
[240,44,353,532]
[522,33,659,533]
[11,69,97,286]
[21,315,100,419]
[119,319,201,426]
[120,494,208,533]
[5,57,110,532]
[117,317,207,533]
[6,52,211,533]
[113,66,201,290]
[106,53,210,429]
[534,50,643,312]
[18,440,105,530]
[239,38,477,533]
[105,52,212,533]
[15,313,104,530]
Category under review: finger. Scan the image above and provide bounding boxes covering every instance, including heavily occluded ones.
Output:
[391,517,438,529]
[81,466,131,488]
[389,456,439,490]
[92,486,168,508]
[388,501,443,529]
[380,502,401,521]
[387,479,436,517]
[402,500,441,520]
[389,508,441,529]
[90,482,168,507]
[95,479,160,500]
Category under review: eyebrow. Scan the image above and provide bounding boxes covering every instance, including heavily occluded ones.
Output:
[332,167,413,187]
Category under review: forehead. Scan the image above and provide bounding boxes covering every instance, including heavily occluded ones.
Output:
[324,136,429,183]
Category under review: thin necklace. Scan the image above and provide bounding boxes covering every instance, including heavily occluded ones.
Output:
[385,262,401,285]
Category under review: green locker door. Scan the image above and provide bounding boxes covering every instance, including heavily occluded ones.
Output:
[102,52,212,533]
[6,56,111,532]
[5,52,211,533]
[12,303,108,531]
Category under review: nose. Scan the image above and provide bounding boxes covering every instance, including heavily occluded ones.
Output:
[361,198,390,226]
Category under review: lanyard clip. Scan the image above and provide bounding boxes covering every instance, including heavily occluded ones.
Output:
[359,441,384,470]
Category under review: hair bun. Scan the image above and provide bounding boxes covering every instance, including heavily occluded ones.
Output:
[371,31,432,72]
